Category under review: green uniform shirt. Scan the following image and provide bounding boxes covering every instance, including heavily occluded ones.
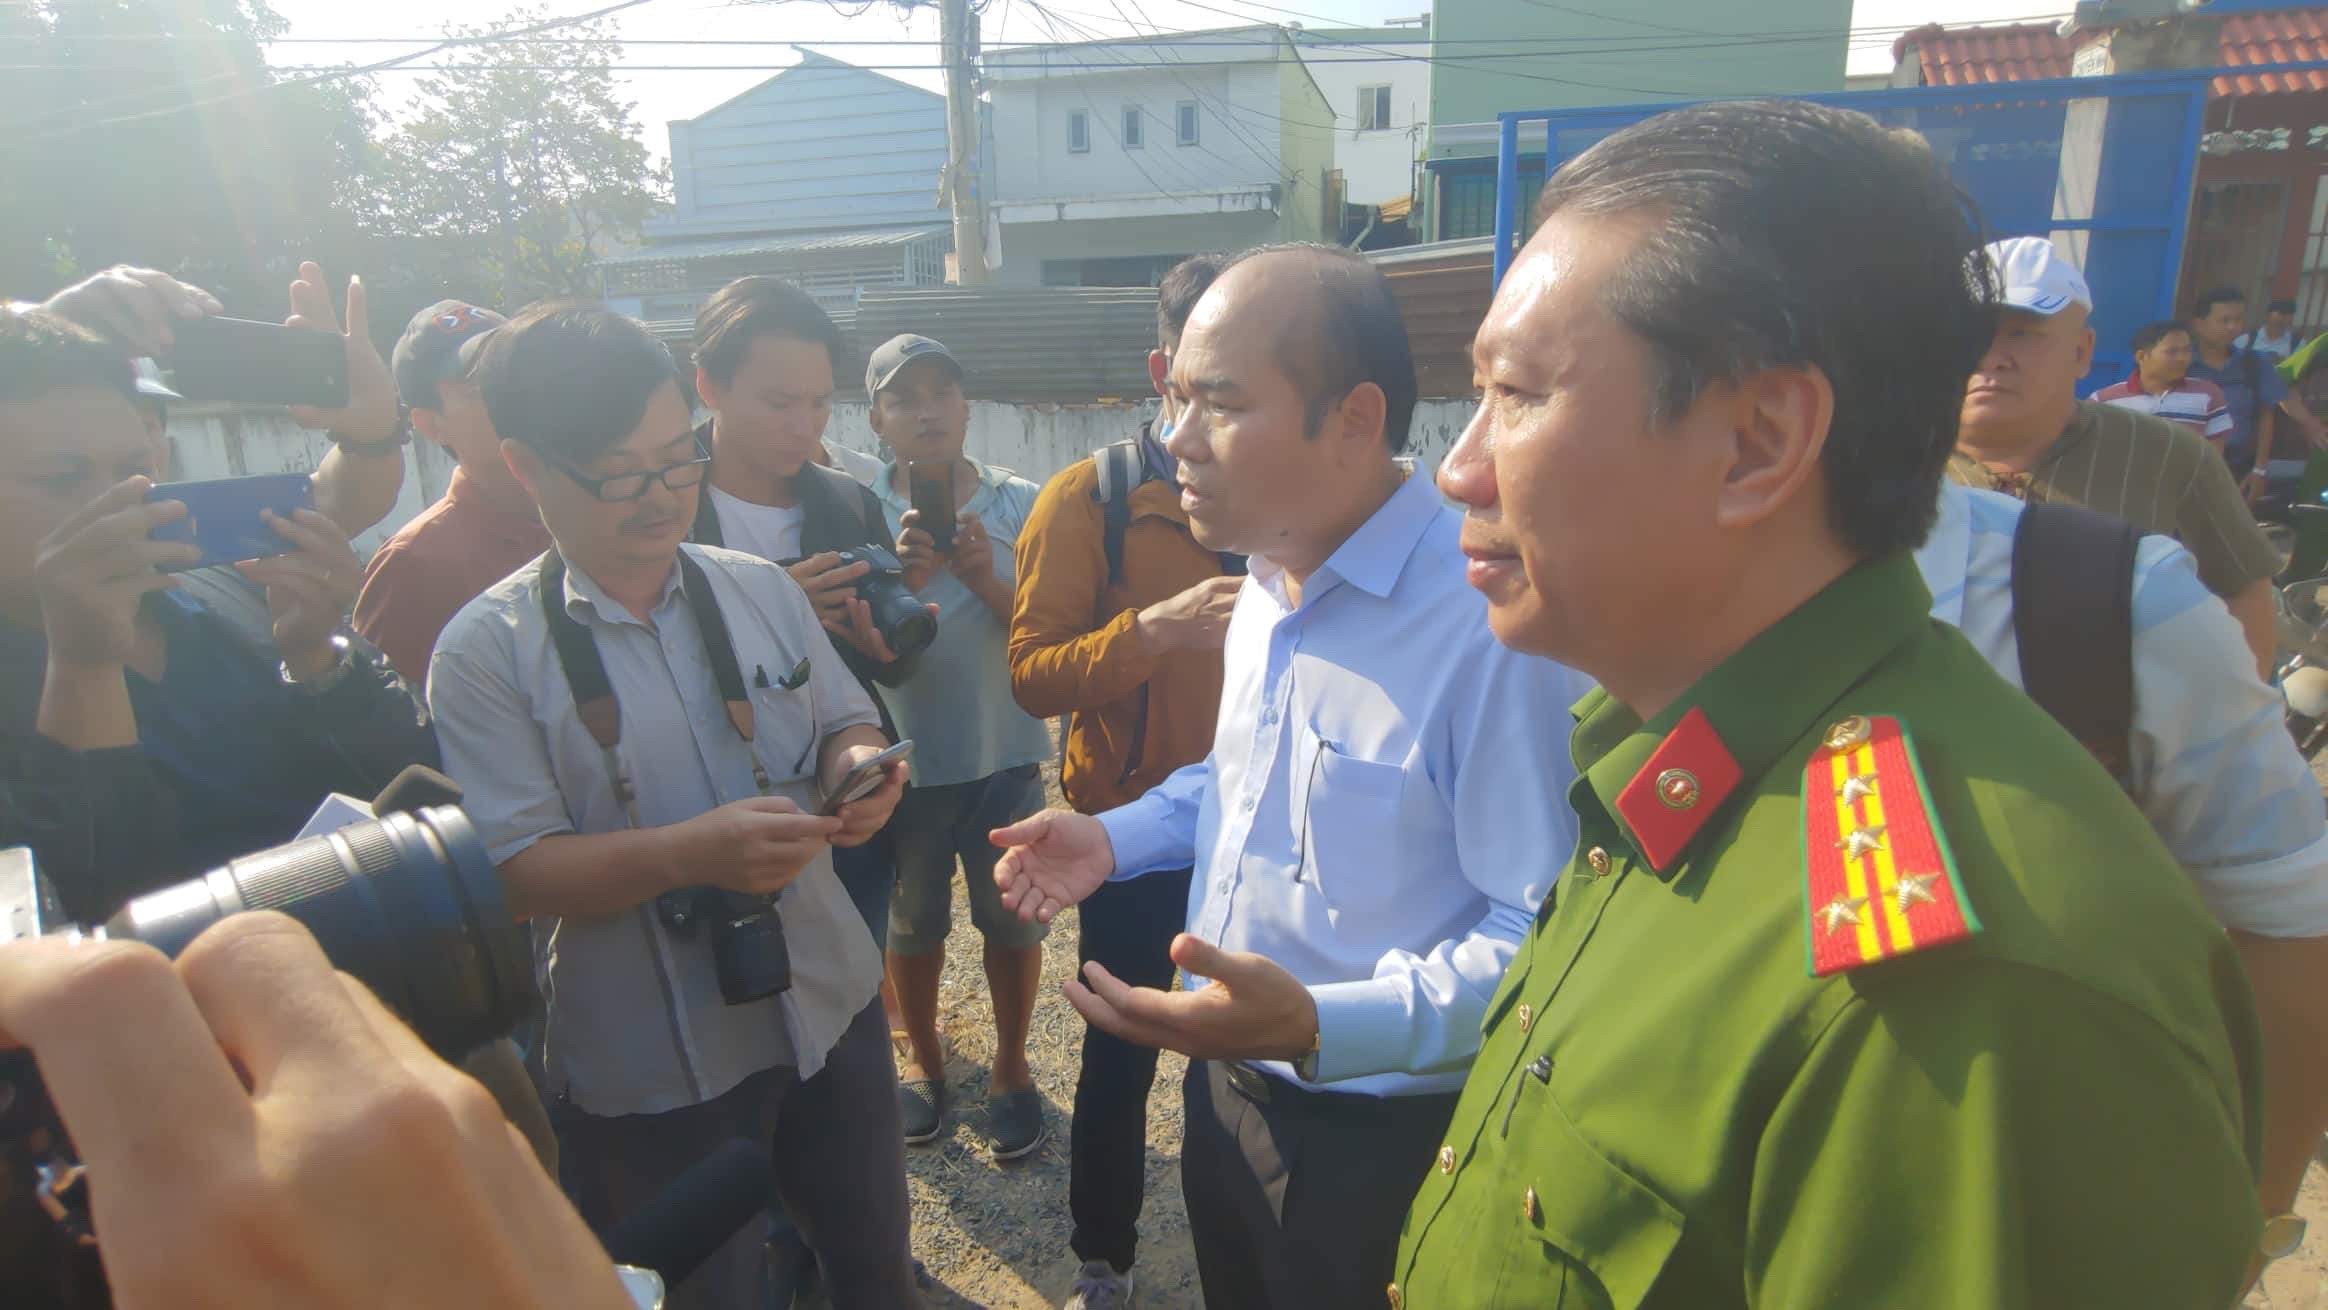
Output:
[1392,554,2262,1309]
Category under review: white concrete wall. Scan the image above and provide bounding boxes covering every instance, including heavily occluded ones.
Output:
[171,398,1481,556]
[1297,40,1429,205]
[992,60,1285,203]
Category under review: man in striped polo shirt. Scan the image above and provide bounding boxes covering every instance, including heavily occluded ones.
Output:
[1951,236,2281,678]
[2090,319,2234,447]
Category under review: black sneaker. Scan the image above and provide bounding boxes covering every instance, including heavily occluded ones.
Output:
[986,1087,1047,1161]
[900,1077,948,1146]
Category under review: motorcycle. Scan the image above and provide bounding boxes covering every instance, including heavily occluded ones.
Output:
[2269,497,2328,760]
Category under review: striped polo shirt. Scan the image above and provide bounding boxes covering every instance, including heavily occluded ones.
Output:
[2088,373,2233,442]
[1947,400,2282,597]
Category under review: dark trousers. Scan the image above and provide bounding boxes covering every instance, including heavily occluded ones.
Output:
[1180,1059,1458,1310]
[832,826,897,950]
[558,1001,917,1310]
[1069,866,1194,1272]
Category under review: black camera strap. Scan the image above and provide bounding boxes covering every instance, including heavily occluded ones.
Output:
[537,547,774,825]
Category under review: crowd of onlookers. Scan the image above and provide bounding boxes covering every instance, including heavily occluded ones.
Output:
[5,97,2328,1310]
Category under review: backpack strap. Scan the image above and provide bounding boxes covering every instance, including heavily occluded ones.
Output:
[2010,502,2142,779]
[1090,438,1150,586]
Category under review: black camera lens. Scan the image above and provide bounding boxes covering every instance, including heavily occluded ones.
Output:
[859,573,936,658]
[100,806,534,1059]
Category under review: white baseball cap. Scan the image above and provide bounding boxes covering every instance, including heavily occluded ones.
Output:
[1983,236,2092,316]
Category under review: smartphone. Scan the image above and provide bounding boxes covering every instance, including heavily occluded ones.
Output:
[907,460,956,554]
[164,315,350,409]
[148,473,314,572]
[819,739,914,816]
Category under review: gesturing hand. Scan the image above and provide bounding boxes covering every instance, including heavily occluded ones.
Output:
[0,914,634,1310]
[284,262,397,445]
[679,796,844,897]
[990,810,1117,923]
[1066,933,1320,1064]
[35,478,201,668]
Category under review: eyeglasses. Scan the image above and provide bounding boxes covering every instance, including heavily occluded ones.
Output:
[548,438,712,503]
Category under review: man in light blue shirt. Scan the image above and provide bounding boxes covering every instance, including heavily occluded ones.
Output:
[1918,479,2328,1243]
[861,333,1059,1160]
[992,246,1592,1308]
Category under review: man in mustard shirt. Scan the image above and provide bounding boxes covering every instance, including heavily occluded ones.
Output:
[1392,100,2264,1307]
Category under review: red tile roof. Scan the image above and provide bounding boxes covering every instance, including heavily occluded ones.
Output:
[1893,11,2328,97]
[1891,22,2070,87]
[2217,9,2328,96]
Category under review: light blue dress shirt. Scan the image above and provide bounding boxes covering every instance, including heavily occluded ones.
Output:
[867,458,1056,788]
[1098,473,1597,1097]
[428,544,886,1117]
[1916,482,2328,935]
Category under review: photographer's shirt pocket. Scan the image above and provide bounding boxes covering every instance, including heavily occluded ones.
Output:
[748,681,820,785]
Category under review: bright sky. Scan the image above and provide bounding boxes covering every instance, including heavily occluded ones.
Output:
[261,0,2070,158]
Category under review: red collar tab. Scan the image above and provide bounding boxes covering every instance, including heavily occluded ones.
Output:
[1614,706,1745,874]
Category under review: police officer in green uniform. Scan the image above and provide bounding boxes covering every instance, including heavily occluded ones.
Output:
[1397,101,2266,1308]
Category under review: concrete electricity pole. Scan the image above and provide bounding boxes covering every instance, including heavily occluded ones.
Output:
[941,0,991,284]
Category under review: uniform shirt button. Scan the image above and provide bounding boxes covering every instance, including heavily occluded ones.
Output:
[1586,846,1612,877]
[1241,794,1257,813]
[1524,1185,1540,1223]
[1386,1284,1404,1310]
[1437,1145,1456,1175]
[1516,1003,1534,1032]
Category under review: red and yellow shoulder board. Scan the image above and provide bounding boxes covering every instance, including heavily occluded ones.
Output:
[1803,714,1981,978]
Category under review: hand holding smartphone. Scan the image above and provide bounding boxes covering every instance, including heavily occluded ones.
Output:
[147,473,314,571]
[907,461,957,554]
[819,739,913,816]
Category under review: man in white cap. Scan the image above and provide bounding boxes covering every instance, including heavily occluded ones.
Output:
[1949,235,2281,676]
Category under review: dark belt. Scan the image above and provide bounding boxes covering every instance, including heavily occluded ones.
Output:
[1218,1061,1458,1118]
[1223,1061,1279,1104]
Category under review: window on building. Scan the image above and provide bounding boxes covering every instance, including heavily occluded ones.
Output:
[1438,164,1546,241]
[1068,109,1089,153]
[1358,85,1392,132]
[1123,105,1144,149]
[1177,101,1200,146]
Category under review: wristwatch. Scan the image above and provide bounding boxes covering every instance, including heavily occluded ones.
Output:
[329,401,412,458]
[2261,1212,2308,1264]
[280,633,358,696]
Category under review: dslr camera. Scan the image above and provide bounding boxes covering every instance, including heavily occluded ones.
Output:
[831,543,935,659]
[655,888,790,1006]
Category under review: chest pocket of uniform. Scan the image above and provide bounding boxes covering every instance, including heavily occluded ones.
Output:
[1494,1069,1684,1308]
[1294,730,1411,919]
[748,682,820,786]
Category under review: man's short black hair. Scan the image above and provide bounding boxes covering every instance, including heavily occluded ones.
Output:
[1219,243,1419,454]
[0,311,135,407]
[693,277,851,389]
[2194,286,2247,318]
[1531,99,1990,560]
[473,303,684,465]
[2270,298,2298,317]
[1158,253,1229,347]
[2132,319,2192,355]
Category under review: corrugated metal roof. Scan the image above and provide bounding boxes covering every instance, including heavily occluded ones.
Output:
[851,287,1159,402]
[1371,239,1493,399]
[1894,14,2328,96]
[600,227,947,267]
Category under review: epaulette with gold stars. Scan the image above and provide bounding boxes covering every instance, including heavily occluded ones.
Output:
[1803,714,1981,977]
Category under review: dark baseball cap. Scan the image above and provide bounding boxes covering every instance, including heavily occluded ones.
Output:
[393,300,507,410]
[865,333,962,396]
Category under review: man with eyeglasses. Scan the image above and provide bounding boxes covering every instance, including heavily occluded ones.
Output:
[427,304,920,1309]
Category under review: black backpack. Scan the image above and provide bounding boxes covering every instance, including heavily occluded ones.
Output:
[1090,439,1148,586]
[2009,501,2142,779]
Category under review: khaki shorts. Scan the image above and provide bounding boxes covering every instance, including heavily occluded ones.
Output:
[886,763,1050,956]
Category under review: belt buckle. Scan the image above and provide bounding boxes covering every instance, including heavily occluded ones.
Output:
[1224,1062,1272,1104]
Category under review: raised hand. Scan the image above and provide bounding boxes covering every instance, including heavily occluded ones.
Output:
[990,809,1118,924]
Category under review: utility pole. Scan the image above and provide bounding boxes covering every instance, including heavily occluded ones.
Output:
[940,0,990,284]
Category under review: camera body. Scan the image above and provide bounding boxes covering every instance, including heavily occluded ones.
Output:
[831,543,936,659]
[655,888,792,1006]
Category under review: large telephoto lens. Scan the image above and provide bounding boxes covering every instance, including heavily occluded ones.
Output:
[100,806,535,1059]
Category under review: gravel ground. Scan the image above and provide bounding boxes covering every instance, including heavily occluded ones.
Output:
[904,761,1203,1310]
[900,759,2328,1309]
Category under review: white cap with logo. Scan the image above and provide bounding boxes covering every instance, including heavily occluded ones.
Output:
[1984,236,2092,316]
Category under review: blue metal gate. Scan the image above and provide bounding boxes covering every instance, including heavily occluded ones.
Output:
[1491,64,2328,386]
